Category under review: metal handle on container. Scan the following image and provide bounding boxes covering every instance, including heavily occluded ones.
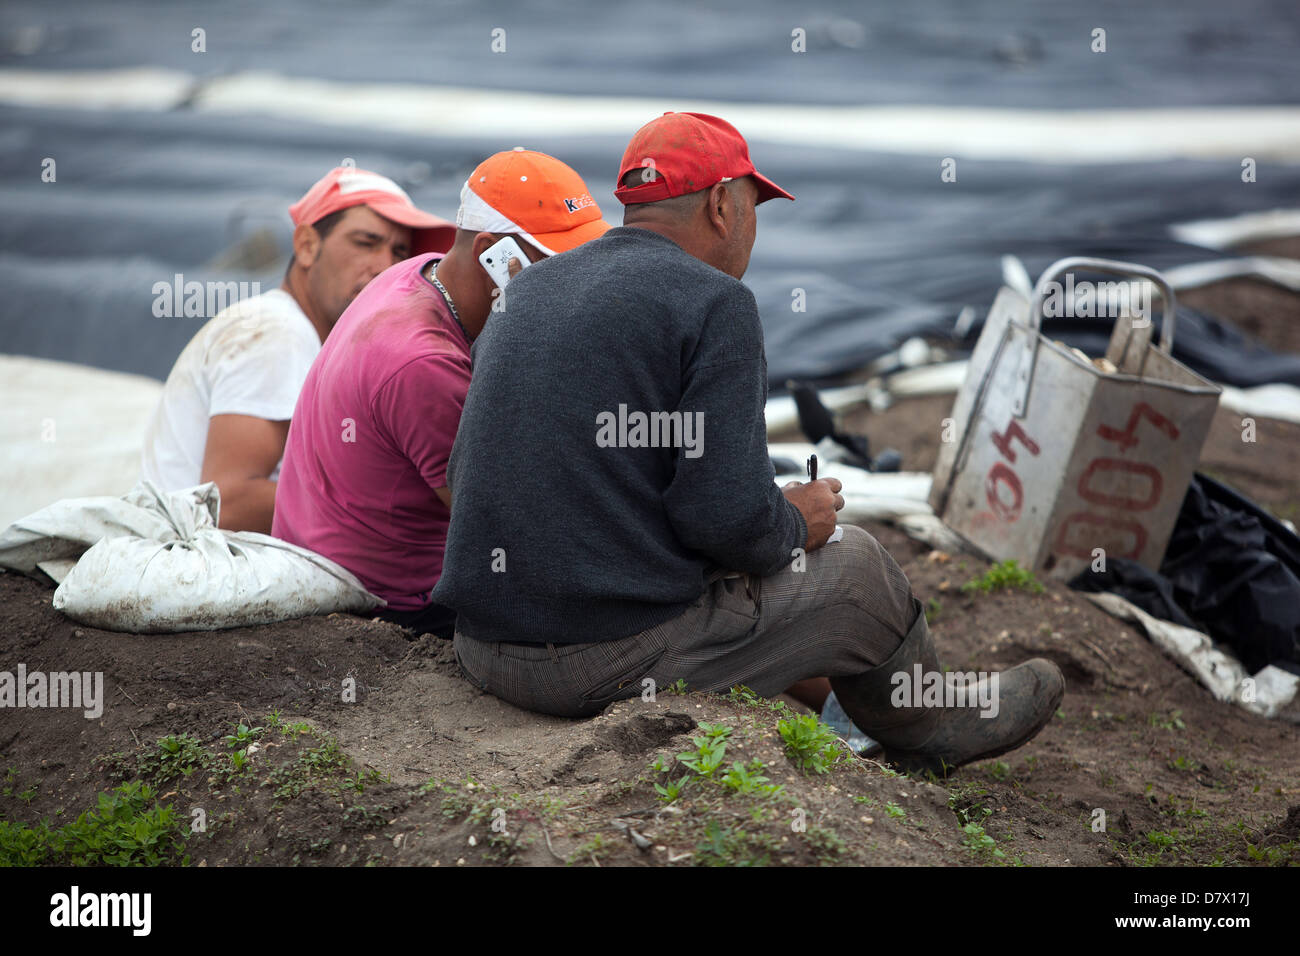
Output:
[1012,257,1177,417]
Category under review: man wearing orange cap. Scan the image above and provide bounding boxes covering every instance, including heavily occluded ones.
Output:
[273,149,609,637]
[436,113,1063,777]
[140,166,455,533]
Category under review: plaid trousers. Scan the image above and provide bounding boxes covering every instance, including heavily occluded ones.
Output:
[453,525,919,718]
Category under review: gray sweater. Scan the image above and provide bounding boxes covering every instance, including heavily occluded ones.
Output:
[432,226,806,643]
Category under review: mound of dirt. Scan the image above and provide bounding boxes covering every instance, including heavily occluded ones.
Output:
[3,511,1297,867]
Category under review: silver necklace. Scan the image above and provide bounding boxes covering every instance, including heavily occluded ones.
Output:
[427,260,468,338]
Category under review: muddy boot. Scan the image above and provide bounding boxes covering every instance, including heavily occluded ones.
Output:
[829,602,1064,777]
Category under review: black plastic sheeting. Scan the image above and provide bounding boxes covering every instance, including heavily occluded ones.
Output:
[762,237,1300,391]
[2,1,1300,388]
[6,106,1300,389]
[7,0,1300,110]
[1071,474,1300,676]
[984,301,1300,390]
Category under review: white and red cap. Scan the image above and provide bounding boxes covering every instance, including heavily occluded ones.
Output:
[289,166,456,255]
[457,147,610,255]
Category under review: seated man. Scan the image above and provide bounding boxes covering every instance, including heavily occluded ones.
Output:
[434,112,1065,776]
[140,167,455,533]
[273,150,609,638]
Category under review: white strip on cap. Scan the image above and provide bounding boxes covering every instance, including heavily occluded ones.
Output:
[337,170,413,203]
[456,180,558,256]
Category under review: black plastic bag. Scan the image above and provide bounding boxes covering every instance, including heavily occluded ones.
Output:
[1070,474,1300,676]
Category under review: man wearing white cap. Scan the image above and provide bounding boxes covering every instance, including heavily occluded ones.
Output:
[140,166,455,533]
[273,149,609,637]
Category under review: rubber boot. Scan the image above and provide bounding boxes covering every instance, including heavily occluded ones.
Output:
[829,602,1064,777]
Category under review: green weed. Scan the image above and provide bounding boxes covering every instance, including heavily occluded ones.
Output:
[727,685,793,715]
[961,821,1006,860]
[925,597,943,624]
[677,722,732,777]
[223,723,264,749]
[693,820,777,867]
[720,759,782,796]
[961,560,1044,595]
[0,781,189,866]
[777,714,846,775]
[127,733,211,785]
[654,775,694,804]
[1148,710,1186,731]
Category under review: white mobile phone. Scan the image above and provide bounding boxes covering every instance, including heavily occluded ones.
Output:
[478,236,531,290]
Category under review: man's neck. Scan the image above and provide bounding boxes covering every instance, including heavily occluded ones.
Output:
[622,220,698,259]
[281,270,331,344]
[622,219,732,277]
[423,251,485,341]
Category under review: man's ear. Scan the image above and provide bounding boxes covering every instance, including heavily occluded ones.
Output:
[291,222,324,270]
[705,182,732,237]
[469,231,504,296]
[470,231,498,261]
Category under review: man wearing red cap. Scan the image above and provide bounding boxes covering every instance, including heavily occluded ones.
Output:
[273,149,609,637]
[436,113,1063,777]
[141,166,454,533]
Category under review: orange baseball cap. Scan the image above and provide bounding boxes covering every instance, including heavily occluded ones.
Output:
[457,148,610,256]
[614,112,794,206]
[289,166,456,255]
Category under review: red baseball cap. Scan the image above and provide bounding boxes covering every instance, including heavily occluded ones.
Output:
[289,166,456,255]
[613,112,794,206]
[457,148,610,255]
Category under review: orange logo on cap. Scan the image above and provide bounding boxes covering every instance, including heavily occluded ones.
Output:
[564,195,596,214]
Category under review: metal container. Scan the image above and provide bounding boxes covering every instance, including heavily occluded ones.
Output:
[930,257,1222,580]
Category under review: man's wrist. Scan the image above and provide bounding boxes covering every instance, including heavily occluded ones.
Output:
[789,499,809,555]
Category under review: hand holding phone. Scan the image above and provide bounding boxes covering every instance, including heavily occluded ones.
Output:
[478,235,531,290]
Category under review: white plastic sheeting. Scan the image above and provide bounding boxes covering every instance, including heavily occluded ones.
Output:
[1081,592,1298,719]
[6,67,1300,163]
[1168,209,1300,251]
[769,442,932,522]
[764,361,1300,434]
[0,354,162,529]
[769,443,974,555]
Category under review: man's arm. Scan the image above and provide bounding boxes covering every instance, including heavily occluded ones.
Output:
[199,414,290,534]
[656,281,810,573]
[373,355,471,503]
[660,282,848,572]
[661,355,811,575]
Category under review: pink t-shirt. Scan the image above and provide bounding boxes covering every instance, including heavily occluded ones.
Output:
[273,253,471,610]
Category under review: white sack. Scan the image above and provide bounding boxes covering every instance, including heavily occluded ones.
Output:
[0,481,382,632]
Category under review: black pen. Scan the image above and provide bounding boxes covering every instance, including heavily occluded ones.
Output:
[807,454,817,482]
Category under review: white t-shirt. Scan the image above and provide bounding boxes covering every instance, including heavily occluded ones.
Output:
[140,288,322,490]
